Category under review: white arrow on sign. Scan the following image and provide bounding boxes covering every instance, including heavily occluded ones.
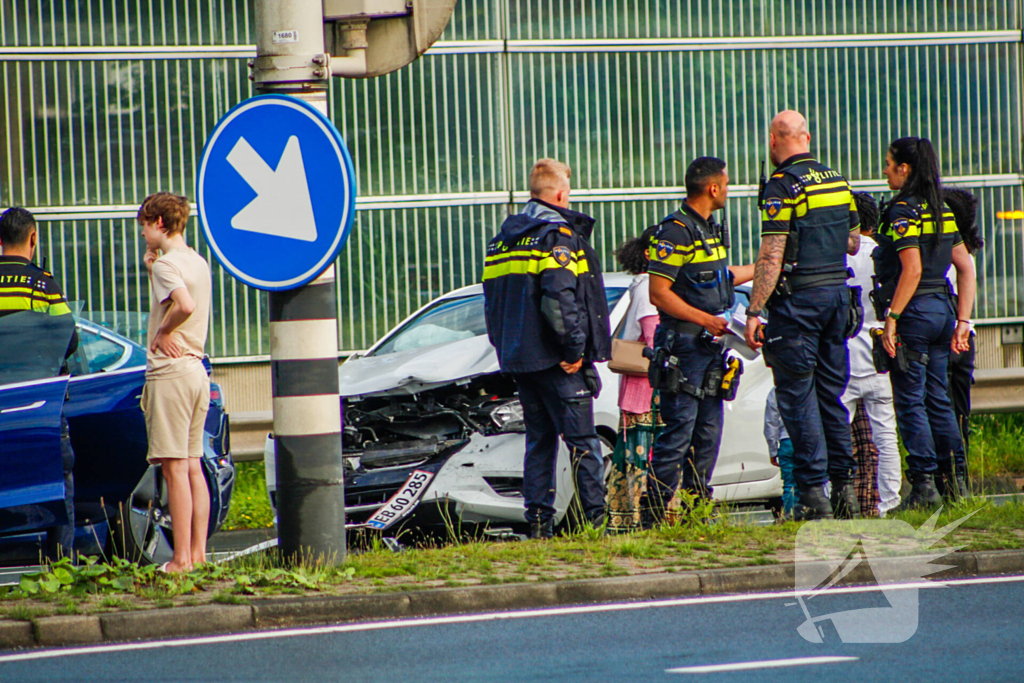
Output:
[226,135,318,242]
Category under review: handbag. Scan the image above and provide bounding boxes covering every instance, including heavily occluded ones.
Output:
[607,304,650,376]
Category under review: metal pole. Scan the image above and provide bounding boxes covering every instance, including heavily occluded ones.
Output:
[253,0,346,563]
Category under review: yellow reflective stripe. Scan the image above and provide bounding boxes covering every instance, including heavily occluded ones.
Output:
[483,252,588,280]
[48,302,71,316]
[0,286,37,297]
[0,297,36,311]
[805,180,849,193]
[920,216,959,235]
[648,247,689,267]
[0,298,31,311]
[805,189,853,210]
[690,245,728,264]
[761,207,793,222]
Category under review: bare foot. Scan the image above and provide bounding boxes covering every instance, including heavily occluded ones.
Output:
[161,560,193,574]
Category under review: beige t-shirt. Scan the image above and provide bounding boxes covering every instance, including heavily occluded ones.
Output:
[146,247,212,380]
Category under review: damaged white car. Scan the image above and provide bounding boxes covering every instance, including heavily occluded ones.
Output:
[265,273,782,536]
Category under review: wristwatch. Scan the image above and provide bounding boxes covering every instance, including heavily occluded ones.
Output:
[886,308,901,321]
[746,307,763,319]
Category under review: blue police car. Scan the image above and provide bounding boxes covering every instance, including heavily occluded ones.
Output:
[0,311,235,566]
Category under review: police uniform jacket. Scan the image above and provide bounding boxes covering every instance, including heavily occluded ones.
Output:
[0,254,78,358]
[647,201,734,318]
[873,196,961,292]
[761,153,859,282]
[483,200,612,374]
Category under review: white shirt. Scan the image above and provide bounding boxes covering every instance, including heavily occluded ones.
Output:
[619,273,659,341]
[847,235,880,378]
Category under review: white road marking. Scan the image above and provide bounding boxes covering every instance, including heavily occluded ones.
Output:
[1,574,1022,664]
[667,655,858,674]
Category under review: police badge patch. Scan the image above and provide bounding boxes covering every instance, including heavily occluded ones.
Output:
[893,218,910,236]
[656,240,675,261]
[765,198,783,219]
[551,246,572,267]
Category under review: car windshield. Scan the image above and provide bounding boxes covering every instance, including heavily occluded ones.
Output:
[371,287,628,357]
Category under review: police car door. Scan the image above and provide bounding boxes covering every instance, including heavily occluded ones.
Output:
[0,312,75,529]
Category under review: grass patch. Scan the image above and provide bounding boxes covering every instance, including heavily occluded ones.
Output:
[2,499,1023,620]
[970,412,1024,482]
[223,461,275,531]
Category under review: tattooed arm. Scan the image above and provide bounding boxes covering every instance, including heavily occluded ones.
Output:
[744,234,787,350]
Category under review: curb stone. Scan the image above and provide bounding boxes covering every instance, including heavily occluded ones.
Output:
[0,620,33,649]
[3,549,1022,650]
[101,604,254,642]
[34,615,104,646]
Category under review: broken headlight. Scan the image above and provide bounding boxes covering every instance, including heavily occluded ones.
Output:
[488,400,526,433]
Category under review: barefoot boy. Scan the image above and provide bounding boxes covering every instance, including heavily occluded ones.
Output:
[138,193,212,573]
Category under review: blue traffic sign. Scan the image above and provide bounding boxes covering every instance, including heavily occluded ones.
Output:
[197,94,356,291]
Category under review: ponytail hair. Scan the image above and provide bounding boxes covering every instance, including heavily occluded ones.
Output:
[942,187,984,254]
[889,137,944,241]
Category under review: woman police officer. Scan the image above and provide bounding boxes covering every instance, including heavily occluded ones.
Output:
[874,137,976,509]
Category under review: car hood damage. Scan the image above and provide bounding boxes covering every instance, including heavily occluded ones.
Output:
[339,335,521,473]
[339,334,498,398]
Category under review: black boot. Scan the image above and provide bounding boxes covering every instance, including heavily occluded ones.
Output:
[528,518,554,539]
[936,469,969,503]
[895,472,943,511]
[792,485,834,521]
[830,481,862,519]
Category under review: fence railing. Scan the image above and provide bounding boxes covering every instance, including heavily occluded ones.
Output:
[0,0,1020,357]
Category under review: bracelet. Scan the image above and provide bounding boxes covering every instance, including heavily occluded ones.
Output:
[957,319,971,325]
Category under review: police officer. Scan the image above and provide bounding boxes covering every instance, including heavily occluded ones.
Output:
[0,207,78,558]
[744,111,861,521]
[482,158,612,539]
[644,157,753,525]
[875,137,975,509]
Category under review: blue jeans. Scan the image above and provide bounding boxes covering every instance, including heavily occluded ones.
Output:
[890,294,965,476]
[777,438,797,514]
[764,285,855,488]
[514,366,606,524]
[648,328,724,509]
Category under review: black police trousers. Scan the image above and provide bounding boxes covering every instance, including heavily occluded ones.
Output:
[45,415,75,560]
[513,365,606,525]
[763,285,856,489]
[648,329,724,510]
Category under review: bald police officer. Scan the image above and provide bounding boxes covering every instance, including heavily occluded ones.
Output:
[744,111,862,521]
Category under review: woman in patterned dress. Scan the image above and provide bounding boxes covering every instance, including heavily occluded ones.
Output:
[606,228,661,532]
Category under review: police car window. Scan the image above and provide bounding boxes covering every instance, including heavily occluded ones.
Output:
[69,327,128,376]
[372,295,488,357]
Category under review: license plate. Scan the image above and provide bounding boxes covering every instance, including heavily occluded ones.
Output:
[364,470,434,531]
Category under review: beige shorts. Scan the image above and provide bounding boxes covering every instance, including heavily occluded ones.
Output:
[141,364,210,461]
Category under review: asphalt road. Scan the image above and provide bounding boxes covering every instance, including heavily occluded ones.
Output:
[2,575,1022,682]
